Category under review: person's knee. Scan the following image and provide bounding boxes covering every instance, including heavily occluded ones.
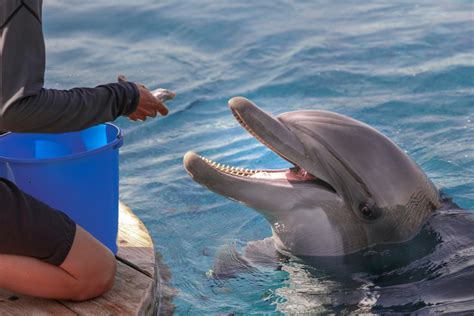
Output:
[90,254,117,297]
[60,225,118,301]
[68,254,117,301]
[99,255,117,293]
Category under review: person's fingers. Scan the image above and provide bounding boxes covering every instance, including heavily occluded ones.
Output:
[128,104,156,121]
[139,104,157,117]
[116,77,174,122]
[127,84,173,121]
[153,100,169,116]
[130,114,146,122]
[129,113,141,121]
[129,108,149,121]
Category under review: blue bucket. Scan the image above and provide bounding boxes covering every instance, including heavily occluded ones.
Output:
[0,123,123,254]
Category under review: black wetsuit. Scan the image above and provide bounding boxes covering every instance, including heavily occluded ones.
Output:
[0,0,139,265]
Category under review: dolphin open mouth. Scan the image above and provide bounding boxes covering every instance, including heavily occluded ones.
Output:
[184,97,332,186]
[194,155,316,181]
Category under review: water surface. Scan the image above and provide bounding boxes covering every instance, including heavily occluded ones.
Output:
[44,1,473,314]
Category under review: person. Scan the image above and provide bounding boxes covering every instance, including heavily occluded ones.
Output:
[0,0,173,301]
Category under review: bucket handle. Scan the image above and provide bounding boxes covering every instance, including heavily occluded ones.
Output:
[113,128,124,150]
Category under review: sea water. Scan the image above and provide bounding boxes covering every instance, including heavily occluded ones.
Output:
[44,1,473,314]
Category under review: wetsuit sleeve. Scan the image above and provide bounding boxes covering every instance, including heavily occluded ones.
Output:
[0,0,139,134]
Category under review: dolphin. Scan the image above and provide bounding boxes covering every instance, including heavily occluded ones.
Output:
[182,97,474,312]
[183,97,441,259]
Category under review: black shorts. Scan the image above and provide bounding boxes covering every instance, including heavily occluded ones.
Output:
[0,178,76,266]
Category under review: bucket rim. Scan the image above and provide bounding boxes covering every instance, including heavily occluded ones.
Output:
[0,123,123,164]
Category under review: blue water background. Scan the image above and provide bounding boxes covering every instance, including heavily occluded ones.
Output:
[43,1,473,314]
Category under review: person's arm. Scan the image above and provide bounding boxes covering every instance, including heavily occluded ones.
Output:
[1,83,140,133]
[0,0,169,134]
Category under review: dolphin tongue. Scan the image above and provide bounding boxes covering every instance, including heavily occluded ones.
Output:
[250,167,316,181]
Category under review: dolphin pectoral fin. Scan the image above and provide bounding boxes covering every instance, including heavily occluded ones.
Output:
[243,237,282,267]
[211,238,282,279]
[211,243,256,279]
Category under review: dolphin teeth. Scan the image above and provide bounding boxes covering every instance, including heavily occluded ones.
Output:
[198,155,260,177]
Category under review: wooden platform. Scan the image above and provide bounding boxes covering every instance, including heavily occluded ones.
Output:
[0,202,159,315]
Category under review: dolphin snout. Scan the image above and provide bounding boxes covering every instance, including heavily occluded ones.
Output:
[183,151,233,187]
[183,151,202,180]
[228,96,256,115]
[228,97,306,167]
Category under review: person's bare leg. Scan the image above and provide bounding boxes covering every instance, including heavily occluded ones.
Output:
[0,225,117,301]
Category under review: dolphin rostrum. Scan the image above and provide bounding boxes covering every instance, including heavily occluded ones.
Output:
[183,97,441,258]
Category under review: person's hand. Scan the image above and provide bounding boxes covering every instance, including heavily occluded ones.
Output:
[130,84,169,121]
[118,75,176,121]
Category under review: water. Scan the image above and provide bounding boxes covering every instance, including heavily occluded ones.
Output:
[43,1,473,314]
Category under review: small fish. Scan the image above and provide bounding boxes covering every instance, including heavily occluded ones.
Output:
[117,74,175,102]
[151,88,176,103]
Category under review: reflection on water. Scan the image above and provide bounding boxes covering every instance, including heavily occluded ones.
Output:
[44,1,473,314]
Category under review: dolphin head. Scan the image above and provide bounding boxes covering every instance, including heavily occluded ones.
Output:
[184,97,441,257]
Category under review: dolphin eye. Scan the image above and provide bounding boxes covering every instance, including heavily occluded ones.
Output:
[359,203,376,220]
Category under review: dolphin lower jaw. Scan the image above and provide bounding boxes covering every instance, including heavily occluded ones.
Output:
[183,151,322,193]
[183,151,321,225]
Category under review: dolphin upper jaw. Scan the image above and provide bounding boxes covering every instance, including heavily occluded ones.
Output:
[228,97,307,166]
[227,97,362,200]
